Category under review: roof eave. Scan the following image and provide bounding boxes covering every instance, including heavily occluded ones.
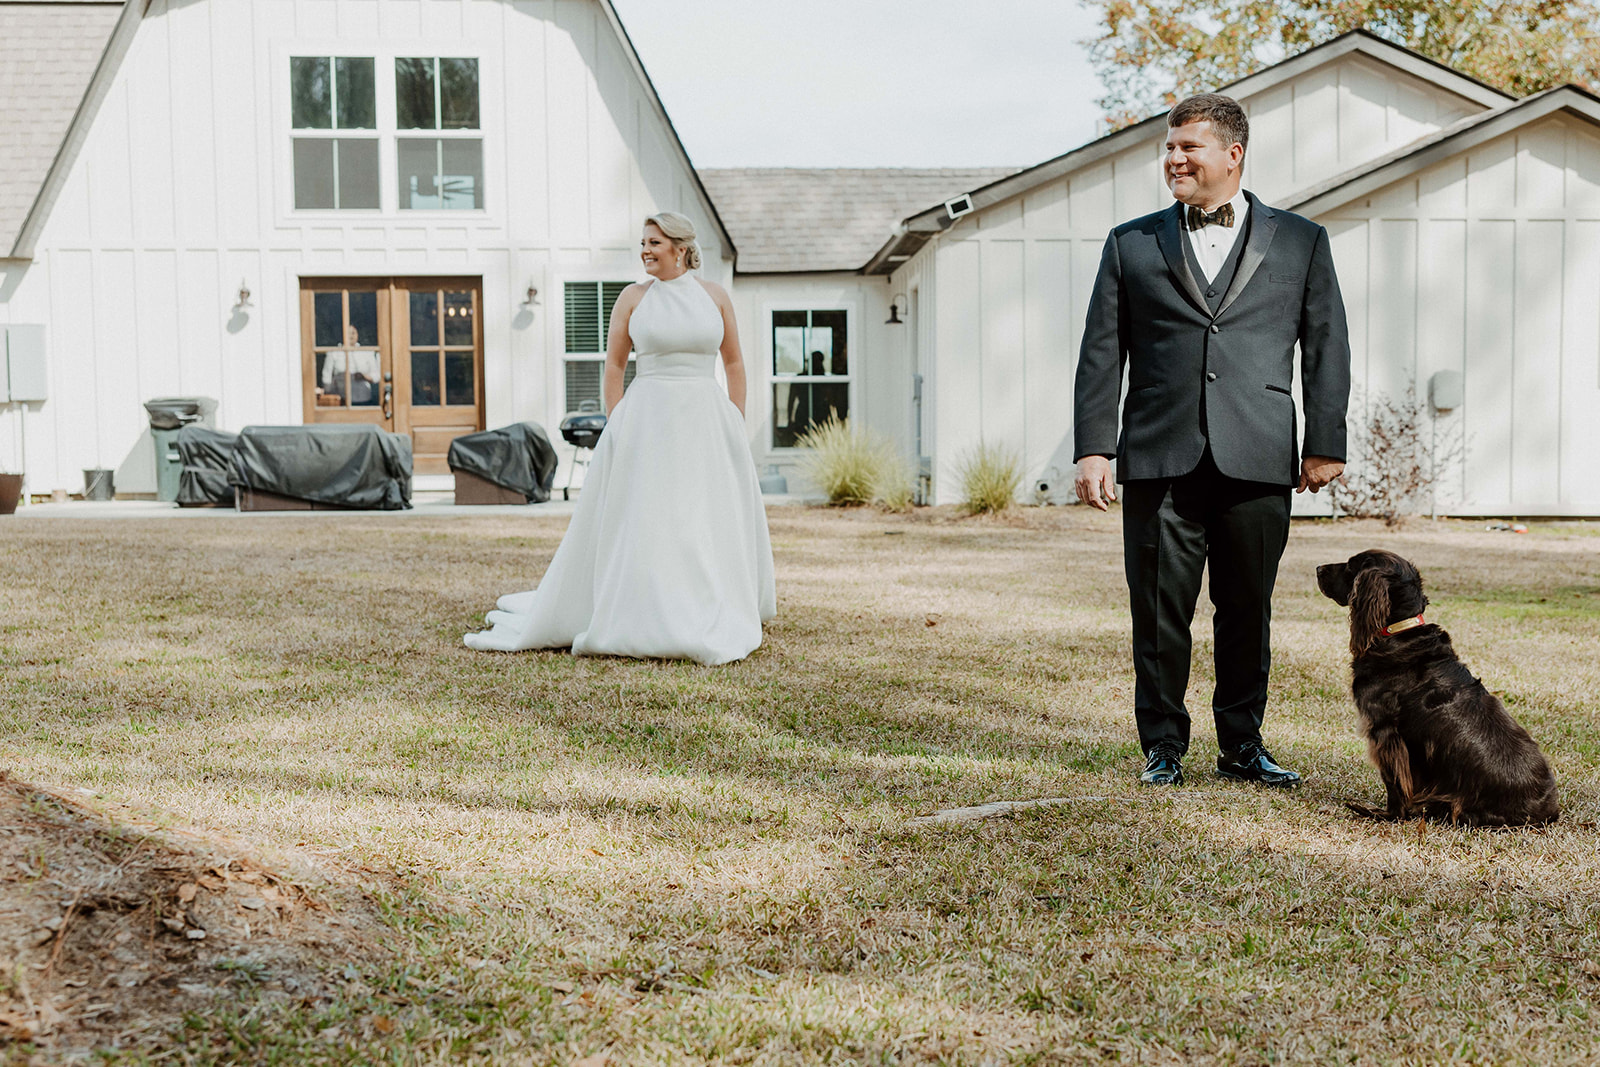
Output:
[597,0,735,263]
[863,28,1518,269]
[1290,86,1599,217]
[8,0,147,260]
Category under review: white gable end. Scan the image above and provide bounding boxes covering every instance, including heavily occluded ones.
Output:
[3,0,727,495]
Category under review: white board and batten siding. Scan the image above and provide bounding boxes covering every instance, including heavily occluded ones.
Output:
[899,52,1496,506]
[0,0,726,494]
[1324,115,1600,515]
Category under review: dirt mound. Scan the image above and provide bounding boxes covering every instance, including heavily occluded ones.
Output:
[0,773,387,1059]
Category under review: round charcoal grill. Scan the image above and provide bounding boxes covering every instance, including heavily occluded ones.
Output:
[557,404,607,500]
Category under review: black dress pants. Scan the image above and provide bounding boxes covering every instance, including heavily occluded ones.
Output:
[1120,450,1292,756]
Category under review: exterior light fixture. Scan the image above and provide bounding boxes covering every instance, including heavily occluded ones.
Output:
[235,279,253,309]
[521,283,540,308]
[886,295,905,325]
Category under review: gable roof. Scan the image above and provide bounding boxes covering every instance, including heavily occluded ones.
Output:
[0,0,125,258]
[700,168,1019,273]
[1288,83,1600,216]
[863,29,1516,274]
[4,0,736,261]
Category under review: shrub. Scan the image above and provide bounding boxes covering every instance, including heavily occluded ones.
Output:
[874,454,916,512]
[795,415,909,508]
[1330,386,1465,526]
[956,442,1023,515]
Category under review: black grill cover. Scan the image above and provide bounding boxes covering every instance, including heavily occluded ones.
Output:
[446,422,559,503]
[175,425,238,506]
[229,425,413,510]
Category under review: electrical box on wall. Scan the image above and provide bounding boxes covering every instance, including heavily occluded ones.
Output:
[1428,369,1463,413]
[3,325,47,402]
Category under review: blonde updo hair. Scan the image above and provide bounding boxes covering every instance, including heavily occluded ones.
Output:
[644,211,702,271]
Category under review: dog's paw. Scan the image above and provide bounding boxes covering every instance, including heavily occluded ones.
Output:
[1343,799,1393,820]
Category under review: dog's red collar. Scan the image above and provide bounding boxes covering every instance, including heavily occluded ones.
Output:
[1382,614,1426,636]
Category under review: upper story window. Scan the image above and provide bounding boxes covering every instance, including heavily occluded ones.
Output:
[396,58,483,211]
[290,57,379,209]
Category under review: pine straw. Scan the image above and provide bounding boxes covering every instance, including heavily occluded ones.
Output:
[1,508,1598,1063]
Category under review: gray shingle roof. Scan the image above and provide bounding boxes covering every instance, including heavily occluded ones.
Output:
[0,3,125,255]
[699,167,1019,273]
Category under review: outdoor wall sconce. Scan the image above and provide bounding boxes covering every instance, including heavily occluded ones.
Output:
[521,282,540,308]
[885,295,905,324]
[234,279,253,310]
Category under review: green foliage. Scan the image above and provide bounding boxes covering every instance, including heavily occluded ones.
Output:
[795,415,914,509]
[1083,0,1600,129]
[956,442,1023,515]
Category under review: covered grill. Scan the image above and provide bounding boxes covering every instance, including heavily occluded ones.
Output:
[556,403,607,500]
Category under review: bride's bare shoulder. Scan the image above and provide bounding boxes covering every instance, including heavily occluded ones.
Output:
[694,277,730,304]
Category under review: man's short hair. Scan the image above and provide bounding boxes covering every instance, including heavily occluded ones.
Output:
[1167,93,1249,158]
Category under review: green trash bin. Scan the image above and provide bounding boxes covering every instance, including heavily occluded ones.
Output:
[152,427,184,502]
[143,397,218,503]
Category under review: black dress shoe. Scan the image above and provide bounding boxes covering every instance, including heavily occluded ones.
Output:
[1217,742,1301,788]
[1140,743,1184,785]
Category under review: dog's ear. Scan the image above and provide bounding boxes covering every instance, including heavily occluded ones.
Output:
[1350,567,1390,657]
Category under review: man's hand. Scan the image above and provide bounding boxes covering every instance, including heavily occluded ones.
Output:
[1075,456,1117,511]
[1297,455,1344,494]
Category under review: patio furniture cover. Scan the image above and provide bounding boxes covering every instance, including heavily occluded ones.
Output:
[175,425,238,506]
[446,421,560,503]
[229,425,413,510]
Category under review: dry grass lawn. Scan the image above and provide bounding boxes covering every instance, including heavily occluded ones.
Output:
[1,505,1598,1064]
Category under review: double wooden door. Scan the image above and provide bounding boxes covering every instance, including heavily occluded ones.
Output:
[299,276,485,476]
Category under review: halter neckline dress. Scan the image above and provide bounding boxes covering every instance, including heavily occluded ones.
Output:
[464,271,776,665]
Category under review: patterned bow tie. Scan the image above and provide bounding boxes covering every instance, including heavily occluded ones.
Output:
[1187,203,1235,230]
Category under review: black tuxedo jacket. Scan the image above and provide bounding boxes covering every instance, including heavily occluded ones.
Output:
[1073,191,1351,485]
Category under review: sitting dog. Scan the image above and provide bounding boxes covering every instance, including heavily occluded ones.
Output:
[1316,549,1559,827]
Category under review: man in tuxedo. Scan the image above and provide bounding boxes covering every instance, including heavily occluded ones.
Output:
[1073,93,1350,787]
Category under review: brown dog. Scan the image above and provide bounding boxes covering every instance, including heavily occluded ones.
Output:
[1316,549,1559,827]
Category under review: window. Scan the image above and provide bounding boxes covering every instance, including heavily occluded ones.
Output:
[396,58,483,210]
[291,57,379,209]
[310,288,382,408]
[771,309,849,447]
[408,287,478,408]
[563,282,636,412]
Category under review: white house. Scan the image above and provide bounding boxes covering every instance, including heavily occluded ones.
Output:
[0,0,736,492]
[2,4,1598,516]
[852,33,1600,514]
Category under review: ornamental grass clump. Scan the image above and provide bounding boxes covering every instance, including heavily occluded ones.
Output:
[795,415,908,508]
[956,442,1023,515]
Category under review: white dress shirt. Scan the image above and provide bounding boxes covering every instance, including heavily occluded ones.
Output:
[1184,189,1250,284]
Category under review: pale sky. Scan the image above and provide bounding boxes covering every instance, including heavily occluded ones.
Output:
[607,0,1109,169]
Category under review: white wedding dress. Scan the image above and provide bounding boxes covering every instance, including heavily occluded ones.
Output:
[463,271,776,665]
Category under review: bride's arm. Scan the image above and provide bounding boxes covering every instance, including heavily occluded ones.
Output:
[603,286,644,416]
[706,282,748,417]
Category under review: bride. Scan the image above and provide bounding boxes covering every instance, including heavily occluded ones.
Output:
[463,212,776,665]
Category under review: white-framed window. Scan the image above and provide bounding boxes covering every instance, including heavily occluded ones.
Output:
[395,57,483,211]
[563,281,636,412]
[290,57,380,209]
[771,309,849,448]
[287,53,484,214]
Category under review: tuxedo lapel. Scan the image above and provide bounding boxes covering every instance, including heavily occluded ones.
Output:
[1217,193,1279,317]
[1155,203,1210,315]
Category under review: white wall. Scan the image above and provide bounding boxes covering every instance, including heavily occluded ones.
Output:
[1321,115,1600,515]
[900,52,1496,506]
[729,272,900,490]
[2,0,729,495]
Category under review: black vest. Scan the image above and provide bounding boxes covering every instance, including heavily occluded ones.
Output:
[1182,210,1250,315]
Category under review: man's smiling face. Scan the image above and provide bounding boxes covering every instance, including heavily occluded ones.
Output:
[1163,119,1243,208]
